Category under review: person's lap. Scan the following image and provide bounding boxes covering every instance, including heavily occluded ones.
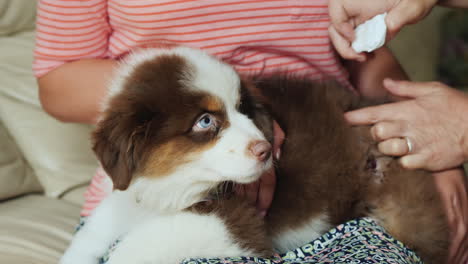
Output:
[76,218,422,264]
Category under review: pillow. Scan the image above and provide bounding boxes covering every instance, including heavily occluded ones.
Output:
[0,31,98,198]
[0,0,37,36]
[0,120,42,200]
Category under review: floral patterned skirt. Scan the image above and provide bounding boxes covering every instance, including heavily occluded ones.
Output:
[74,217,423,264]
[181,218,422,264]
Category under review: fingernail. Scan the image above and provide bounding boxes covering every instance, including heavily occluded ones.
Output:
[260,210,267,217]
[275,149,281,160]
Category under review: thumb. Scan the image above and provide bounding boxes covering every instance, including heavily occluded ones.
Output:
[385,1,422,38]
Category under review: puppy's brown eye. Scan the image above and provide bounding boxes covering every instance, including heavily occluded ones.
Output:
[193,113,218,132]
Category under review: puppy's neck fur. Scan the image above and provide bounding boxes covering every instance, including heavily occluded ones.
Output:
[129,168,221,213]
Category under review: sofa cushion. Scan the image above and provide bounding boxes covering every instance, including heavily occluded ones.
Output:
[0,0,36,36]
[388,7,450,81]
[61,185,88,206]
[0,120,42,200]
[0,30,98,197]
[0,195,80,264]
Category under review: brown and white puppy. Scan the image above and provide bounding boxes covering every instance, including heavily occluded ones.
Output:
[60,47,450,264]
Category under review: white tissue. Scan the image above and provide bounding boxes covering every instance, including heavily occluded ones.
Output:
[352,13,387,53]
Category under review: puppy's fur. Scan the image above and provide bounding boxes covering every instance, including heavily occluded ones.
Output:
[60,47,450,264]
[255,77,449,261]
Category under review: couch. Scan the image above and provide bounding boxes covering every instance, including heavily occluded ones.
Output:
[0,1,455,263]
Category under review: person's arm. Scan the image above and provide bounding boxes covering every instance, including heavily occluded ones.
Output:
[34,0,111,124]
[345,46,408,101]
[38,59,117,124]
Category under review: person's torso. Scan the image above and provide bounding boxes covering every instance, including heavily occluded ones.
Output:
[106,0,348,82]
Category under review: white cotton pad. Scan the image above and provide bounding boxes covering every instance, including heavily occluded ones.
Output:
[352,13,387,53]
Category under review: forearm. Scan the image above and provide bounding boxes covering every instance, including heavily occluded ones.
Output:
[38,59,117,124]
[438,0,468,8]
[346,46,408,101]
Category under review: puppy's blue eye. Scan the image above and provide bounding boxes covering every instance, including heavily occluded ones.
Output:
[193,113,218,132]
[197,115,213,128]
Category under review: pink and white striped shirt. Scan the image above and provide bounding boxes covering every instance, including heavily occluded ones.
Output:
[34,0,351,216]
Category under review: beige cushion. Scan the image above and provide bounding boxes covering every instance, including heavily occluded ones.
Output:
[389,7,450,81]
[0,120,42,200]
[0,195,80,264]
[0,0,37,36]
[61,185,88,206]
[0,30,98,197]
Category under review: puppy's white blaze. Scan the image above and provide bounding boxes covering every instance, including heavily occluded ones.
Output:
[183,51,240,109]
[272,213,331,253]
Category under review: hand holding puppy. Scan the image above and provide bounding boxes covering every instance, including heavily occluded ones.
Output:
[236,121,285,216]
[345,79,468,171]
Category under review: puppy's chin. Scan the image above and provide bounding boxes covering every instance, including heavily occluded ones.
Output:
[222,156,273,184]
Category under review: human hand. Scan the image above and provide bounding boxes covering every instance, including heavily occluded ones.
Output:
[328,0,437,61]
[236,121,285,217]
[345,79,468,171]
[433,169,468,264]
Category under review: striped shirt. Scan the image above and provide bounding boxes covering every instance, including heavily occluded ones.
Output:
[33,0,351,216]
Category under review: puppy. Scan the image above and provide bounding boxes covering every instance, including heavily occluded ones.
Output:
[60,47,449,264]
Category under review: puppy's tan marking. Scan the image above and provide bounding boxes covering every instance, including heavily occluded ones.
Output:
[200,96,224,113]
[143,135,220,178]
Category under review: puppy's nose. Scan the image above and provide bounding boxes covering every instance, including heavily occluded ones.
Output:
[250,141,272,162]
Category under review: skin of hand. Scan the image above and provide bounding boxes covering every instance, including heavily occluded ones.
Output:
[433,169,468,264]
[328,0,438,61]
[345,79,468,171]
[236,121,285,216]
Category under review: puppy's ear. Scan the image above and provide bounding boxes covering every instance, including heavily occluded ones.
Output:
[92,113,139,190]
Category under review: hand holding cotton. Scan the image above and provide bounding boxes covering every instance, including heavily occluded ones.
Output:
[352,13,387,53]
